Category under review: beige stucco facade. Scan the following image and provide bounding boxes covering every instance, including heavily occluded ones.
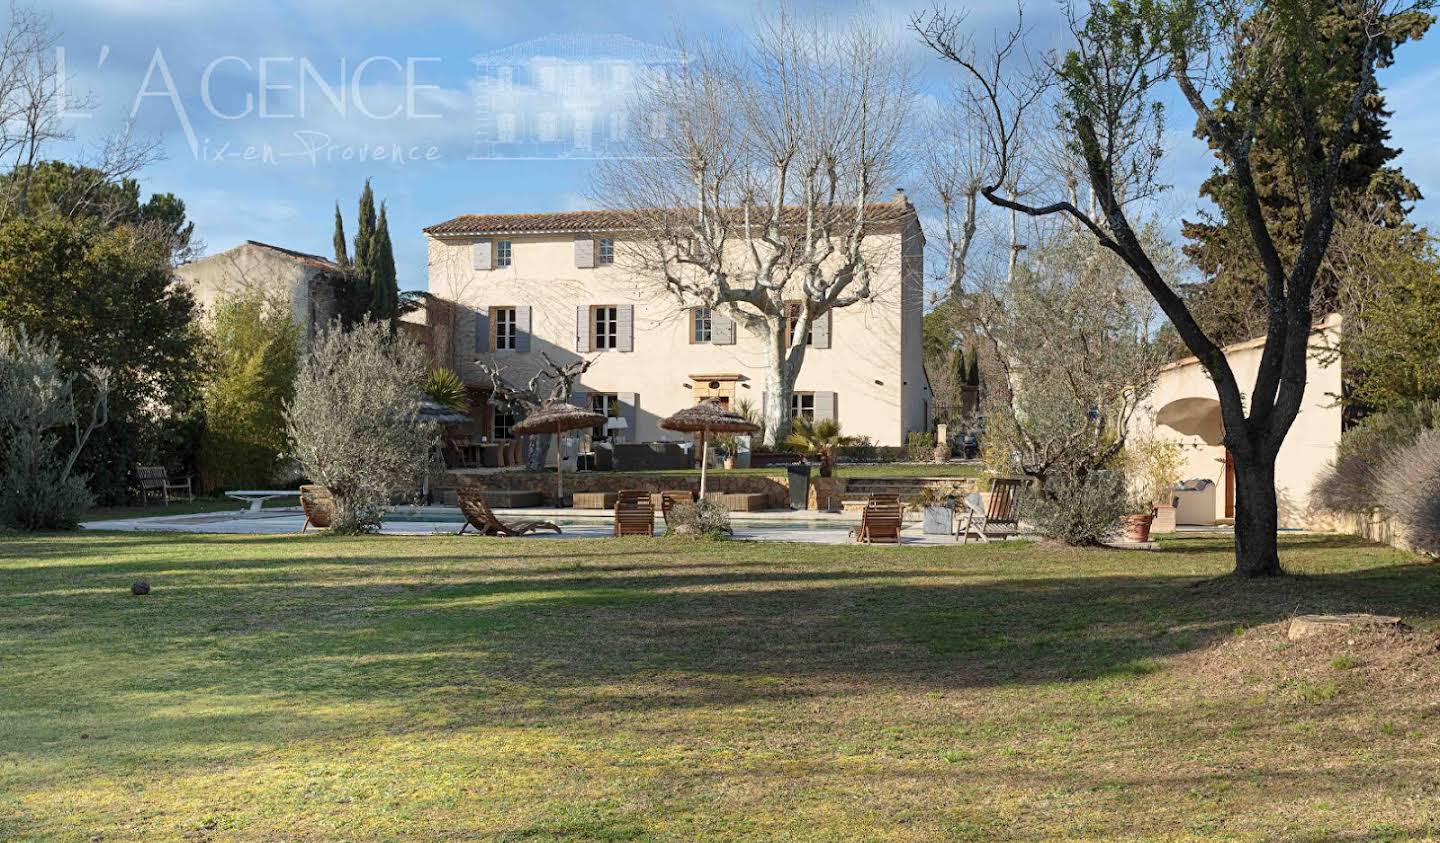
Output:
[1135,315,1343,528]
[423,204,929,446]
[175,241,343,343]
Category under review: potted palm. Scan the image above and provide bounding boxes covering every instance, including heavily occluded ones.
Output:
[784,417,855,477]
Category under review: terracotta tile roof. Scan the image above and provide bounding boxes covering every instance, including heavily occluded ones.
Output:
[423,199,914,237]
[245,240,345,272]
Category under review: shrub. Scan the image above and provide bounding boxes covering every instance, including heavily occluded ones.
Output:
[837,435,877,463]
[906,431,936,462]
[198,294,300,493]
[1022,470,1128,546]
[1376,429,1440,555]
[0,325,110,529]
[665,498,733,539]
[1124,434,1184,509]
[1313,400,1440,513]
[285,320,437,533]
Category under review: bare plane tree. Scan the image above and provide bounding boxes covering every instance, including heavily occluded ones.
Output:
[596,9,912,445]
[915,0,1427,577]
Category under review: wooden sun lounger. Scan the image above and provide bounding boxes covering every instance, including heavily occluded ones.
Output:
[957,478,1024,543]
[457,487,562,537]
[659,490,697,527]
[614,489,655,537]
[851,493,903,544]
[299,485,334,532]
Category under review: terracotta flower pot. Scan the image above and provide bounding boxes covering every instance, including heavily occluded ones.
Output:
[723,456,735,470]
[1122,513,1155,543]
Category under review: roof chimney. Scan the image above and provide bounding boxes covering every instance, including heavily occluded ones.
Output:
[892,187,909,205]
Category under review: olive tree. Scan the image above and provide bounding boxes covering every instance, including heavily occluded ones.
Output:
[0,324,110,529]
[285,320,436,533]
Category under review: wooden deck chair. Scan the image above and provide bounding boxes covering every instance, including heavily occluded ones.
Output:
[660,490,697,528]
[614,489,655,537]
[457,486,561,537]
[851,493,903,544]
[957,478,1024,543]
[136,465,193,506]
[299,485,334,532]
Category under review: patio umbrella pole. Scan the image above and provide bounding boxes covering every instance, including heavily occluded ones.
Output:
[699,428,708,500]
[555,431,563,508]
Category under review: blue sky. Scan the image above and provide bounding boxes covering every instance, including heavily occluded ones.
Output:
[43,0,1440,294]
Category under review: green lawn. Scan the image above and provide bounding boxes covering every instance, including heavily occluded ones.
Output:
[3,531,1438,840]
[83,496,299,522]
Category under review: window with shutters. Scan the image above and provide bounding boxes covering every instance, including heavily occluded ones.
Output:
[492,307,517,350]
[791,392,815,421]
[597,238,615,265]
[492,408,516,440]
[592,305,618,350]
[590,393,619,441]
[691,307,713,343]
[495,240,512,268]
[784,301,813,347]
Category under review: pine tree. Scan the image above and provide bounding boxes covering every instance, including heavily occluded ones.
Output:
[370,202,399,326]
[332,202,349,266]
[1181,3,1430,344]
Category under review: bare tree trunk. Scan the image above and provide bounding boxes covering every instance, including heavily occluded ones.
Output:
[1230,446,1281,577]
[759,322,797,447]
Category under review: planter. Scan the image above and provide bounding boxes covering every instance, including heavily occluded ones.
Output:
[922,505,953,535]
[1122,512,1155,543]
[722,456,735,470]
[1151,503,1176,534]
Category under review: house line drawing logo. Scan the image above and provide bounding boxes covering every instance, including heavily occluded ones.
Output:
[469,34,685,161]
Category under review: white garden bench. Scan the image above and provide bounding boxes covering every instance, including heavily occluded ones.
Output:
[225,490,298,515]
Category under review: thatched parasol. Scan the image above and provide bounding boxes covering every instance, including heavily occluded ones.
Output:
[659,399,759,498]
[513,400,606,506]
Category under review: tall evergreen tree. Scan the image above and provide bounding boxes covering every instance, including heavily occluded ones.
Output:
[353,179,377,279]
[332,202,349,266]
[370,202,399,326]
[1180,3,1430,344]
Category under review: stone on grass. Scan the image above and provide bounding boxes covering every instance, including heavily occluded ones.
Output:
[130,581,150,596]
[1287,613,1405,640]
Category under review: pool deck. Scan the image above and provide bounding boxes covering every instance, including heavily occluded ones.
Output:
[82,505,1012,546]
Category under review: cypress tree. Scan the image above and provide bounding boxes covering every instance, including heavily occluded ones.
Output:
[370,202,399,326]
[332,202,349,266]
[353,179,377,284]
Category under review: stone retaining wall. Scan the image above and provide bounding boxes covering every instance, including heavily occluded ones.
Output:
[439,469,979,511]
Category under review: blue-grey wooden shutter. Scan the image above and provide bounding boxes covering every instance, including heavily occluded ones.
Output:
[473,307,489,354]
[712,309,736,345]
[570,390,589,410]
[812,308,831,349]
[617,304,634,352]
[576,306,590,352]
[574,234,595,268]
[814,391,837,422]
[617,392,637,439]
[515,306,532,352]
[472,240,492,271]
